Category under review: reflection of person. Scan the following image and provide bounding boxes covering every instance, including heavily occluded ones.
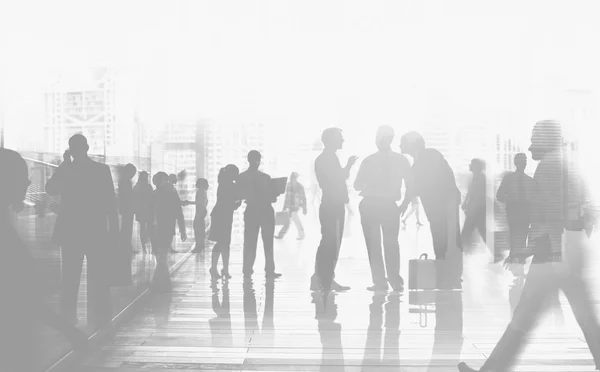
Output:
[237,151,281,279]
[276,172,307,240]
[312,291,345,372]
[1,149,88,372]
[361,292,401,369]
[208,166,241,279]
[311,128,358,292]
[354,125,412,292]
[461,158,487,252]
[208,281,232,347]
[458,120,600,372]
[399,131,462,289]
[427,291,463,372]
[133,171,154,254]
[45,134,118,327]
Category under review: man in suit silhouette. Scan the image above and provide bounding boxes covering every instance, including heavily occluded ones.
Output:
[399,131,462,289]
[237,150,282,279]
[46,134,118,327]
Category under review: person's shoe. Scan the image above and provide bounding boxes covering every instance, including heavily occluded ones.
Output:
[297,235,305,240]
[416,222,424,227]
[367,283,389,291]
[390,277,404,292]
[330,281,350,291]
[266,272,282,279]
[221,270,232,279]
[457,362,478,372]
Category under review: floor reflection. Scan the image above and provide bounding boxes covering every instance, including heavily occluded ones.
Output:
[313,291,345,371]
[209,280,232,347]
[362,292,401,369]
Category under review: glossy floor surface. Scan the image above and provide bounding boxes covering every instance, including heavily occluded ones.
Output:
[75,211,600,371]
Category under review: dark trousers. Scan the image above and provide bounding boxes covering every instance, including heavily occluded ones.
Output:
[60,245,112,327]
[120,213,134,249]
[314,202,345,290]
[507,215,530,258]
[243,206,276,276]
[484,232,600,371]
[151,231,173,292]
[359,198,401,287]
[194,216,206,250]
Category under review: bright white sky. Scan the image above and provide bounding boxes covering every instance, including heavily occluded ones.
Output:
[2,0,600,155]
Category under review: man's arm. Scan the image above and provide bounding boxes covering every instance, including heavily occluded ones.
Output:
[45,164,67,196]
[353,158,367,191]
[102,165,119,239]
[496,174,508,203]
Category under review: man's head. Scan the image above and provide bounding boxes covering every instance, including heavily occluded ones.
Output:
[514,153,527,171]
[138,171,149,183]
[247,150,261,168]
[124,163,137,179]
[68,134,89,160]
[469,158,485,174]
[321,127,344,151]
[196,178,209,190]
[168,173,177,185]
[529,120,563,161]
[400,131,426,157]
[376,125,395,150]
[0,148,29,210]
[290,172,299,182]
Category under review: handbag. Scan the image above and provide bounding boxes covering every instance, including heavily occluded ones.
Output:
[275,210,290,226]
[408,253,437,290]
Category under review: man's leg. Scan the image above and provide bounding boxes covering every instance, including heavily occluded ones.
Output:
[243,212,260,277]
[460,213,477,253]
[276,213,291,238]
[291,211,305,239]
[330,203,346,285]
[86,247,113,328]
[59,247,85,324]
[261,208,278,275]
[359,199,387,288]
[381,201,402,290]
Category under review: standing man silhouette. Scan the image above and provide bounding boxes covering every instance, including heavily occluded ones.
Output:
[311,128,358,292]
[399,131,462,289]
[237,150,282,279]
[45,134,118,328]
[354,125,412,292]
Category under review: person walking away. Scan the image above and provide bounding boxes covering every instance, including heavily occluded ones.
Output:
[354,125,412,292]
[461,158,488,253]
[458,120,600,372]
[133,171,154,254]
[311,127,358,292]
[207,166,241,279]
[151,172,187,292]
[275,172,307,240]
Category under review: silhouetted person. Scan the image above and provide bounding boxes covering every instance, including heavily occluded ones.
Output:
[185,178,209,253]
[461,158,487,251]
[312,291,345,372]
[151,172,187,292]
[168,173,177,186]
[208,165,241,279]
[1,149,88,372]
[118,163,137,253]
[402,197,423,227]
[399,131,462,289]
[354,125,412,292]
[311,128,358,292]
[458,120,600,372]
[275,172,307,240]
[237,150,282,279]
[45,134,117,327]
[497,153,536,264]
[133,171,154,254]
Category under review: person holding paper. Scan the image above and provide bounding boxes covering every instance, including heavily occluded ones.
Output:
[237,150,282,279]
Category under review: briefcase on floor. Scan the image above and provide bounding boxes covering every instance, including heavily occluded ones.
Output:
[275,211,290,226]
[409,253,437,290]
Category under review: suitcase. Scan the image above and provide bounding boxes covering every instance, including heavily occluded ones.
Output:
[409,253,437,290]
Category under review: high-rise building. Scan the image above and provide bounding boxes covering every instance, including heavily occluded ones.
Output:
[44,68,136,157]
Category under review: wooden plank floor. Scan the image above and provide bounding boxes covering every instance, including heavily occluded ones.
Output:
[74,212,600,371]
